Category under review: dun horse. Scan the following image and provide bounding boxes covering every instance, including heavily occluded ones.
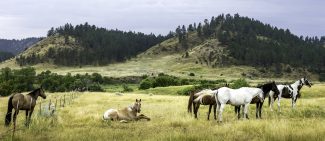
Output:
[234,82,280,119]
[5,87,46,131]
[103,99,150,122]
[268,77,312,111]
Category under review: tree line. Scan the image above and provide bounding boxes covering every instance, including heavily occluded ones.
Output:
[173,14,325,73]
[16,23,172,66]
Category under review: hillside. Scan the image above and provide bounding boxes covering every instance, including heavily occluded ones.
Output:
[1,14,324,80]
[14,23,169,66]
[0,37,41,54]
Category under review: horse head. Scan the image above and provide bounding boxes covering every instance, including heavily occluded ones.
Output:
[302,77,312,87]
[39,86,47,99]
[133,99,142,113]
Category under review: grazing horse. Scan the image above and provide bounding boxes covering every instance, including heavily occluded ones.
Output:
[187,83,229,120]
[5,87,46,131]
[268,77,312,111]
[213,82,278,122]
[103,99,150,122]
[234,82,279,119]
[191,90,217,120]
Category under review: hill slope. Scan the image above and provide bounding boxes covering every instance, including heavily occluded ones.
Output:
[0,37,41,54]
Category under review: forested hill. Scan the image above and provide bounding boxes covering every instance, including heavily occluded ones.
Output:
[0,37,41,62]
[0,38,41,54]
[158,13,325,73]
[16,23,171,66]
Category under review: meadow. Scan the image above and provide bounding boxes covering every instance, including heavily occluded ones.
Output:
[0,84,324,141]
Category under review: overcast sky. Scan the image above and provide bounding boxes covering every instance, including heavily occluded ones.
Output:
[0,0,324,39]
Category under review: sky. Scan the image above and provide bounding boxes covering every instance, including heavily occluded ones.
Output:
[0,0,324,39]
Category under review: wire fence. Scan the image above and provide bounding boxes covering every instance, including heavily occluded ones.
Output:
[0,90,84,140]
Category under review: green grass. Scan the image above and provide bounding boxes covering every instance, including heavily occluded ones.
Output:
[0,84,324,141]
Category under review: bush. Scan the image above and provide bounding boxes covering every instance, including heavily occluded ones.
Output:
[139,79,153,90]
[189,72,195,76]
[122,84,133,92]
[231,78,250,89]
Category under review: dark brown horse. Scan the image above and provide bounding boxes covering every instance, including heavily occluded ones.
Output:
[5,87,46,131]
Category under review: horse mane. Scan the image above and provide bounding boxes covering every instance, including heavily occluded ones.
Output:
[28,88,42,96]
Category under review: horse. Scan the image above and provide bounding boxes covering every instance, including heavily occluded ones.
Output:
[234,81,280,119]
[268,77,312,111]
[187,83,229,120]
[191,90,217,120]
[5,87,46,131]
[214,81,278,122]
[103,99,150,122]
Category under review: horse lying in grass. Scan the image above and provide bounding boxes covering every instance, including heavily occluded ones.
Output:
[103,99,150,123]
[268,77,312,112]
[234,82,279,119]
[214,82,278,122]
[5,87,46,131]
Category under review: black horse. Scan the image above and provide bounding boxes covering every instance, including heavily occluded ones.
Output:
[235,81,279,119]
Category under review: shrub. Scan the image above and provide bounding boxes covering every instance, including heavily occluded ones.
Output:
[122,84,133,92]
[139,79,153,90]
[189,72,195,76]
[231,78,250,89]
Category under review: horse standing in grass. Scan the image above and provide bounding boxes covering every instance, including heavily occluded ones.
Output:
[187,84,229,120]
[103,99,150,122]
[268,77,312,111]
[188,89,216,120]
[5,87,46,131]
[214,81,278,122]
[234,82,279,119]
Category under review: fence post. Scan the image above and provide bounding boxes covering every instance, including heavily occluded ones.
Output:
[49,99,52,110]
[39,101,42,115]
[64,95,66,106]
[55,99,57,109]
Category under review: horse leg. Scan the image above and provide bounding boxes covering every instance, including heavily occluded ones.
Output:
[27,109,34,126]
[207,105,212,120]
[218,104,225,122]
[213,104,217,120]
[13,110,19,134]
[259,102,263,119]
[194,103,200,119]
[256,103,259,119]
[243,104,249,120]
[235,106,240,119]
[25,110,29,126]
[277,97,281,112]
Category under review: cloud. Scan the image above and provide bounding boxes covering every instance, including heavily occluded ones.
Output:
[0,0,324,39]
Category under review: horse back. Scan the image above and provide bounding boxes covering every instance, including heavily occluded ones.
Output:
[201,95,216,105]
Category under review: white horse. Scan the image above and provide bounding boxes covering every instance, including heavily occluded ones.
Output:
[103,99,150,122]
[268,77,312,111]
[213,87,265,122]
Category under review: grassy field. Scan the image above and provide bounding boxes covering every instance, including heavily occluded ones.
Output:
[0,84,324,141]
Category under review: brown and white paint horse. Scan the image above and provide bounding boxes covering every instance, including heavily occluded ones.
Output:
[103,99,150,122]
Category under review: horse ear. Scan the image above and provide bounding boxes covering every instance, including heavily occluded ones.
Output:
[136,99,138,102]
[139,99,141,102]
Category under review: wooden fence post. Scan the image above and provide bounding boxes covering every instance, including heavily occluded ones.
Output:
[49,99,52,110]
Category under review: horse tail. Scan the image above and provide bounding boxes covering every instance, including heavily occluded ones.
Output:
[5,95,14,126]
[187,91,195,113]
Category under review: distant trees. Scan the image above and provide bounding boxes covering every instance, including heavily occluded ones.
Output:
[17,23,169,66]
[170,13,325,73]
